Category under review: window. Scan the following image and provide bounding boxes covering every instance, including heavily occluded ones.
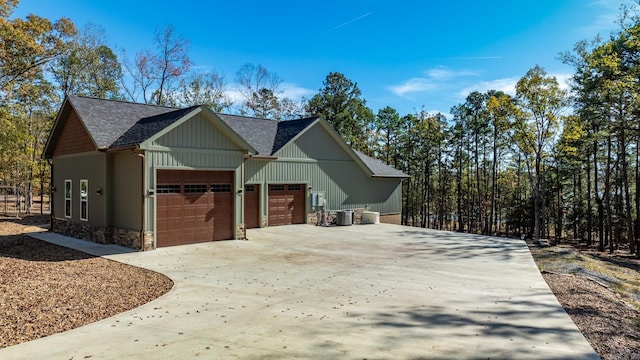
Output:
[64,180,72,218]
[184,184,207,193]
[270,184,285,191]
[245,185,255,192]
[157,184,180,194]
[288,184,303,191]
[210,184,231,193]
[80,179,88,221]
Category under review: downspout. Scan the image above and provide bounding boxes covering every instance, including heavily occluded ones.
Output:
[47,158,54,232]
[241,153,250,239]
[134,150,146,250]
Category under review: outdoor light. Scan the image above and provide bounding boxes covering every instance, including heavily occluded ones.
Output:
[96,187,103,196]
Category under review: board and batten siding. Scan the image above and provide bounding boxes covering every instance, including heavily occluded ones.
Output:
[141,112,246,239]
[109,151,142,231]
[151,112,240,150]
[246,123,403,215]
[52,152,108,226]
[276,123,352,161]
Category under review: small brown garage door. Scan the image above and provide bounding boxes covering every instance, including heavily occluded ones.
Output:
[156,170,233,247]
[244,184,260,229]
[268,184,305,226]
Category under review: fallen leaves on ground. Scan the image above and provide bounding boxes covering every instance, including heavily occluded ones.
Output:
[0,217,173,348]
[531,245,640,360]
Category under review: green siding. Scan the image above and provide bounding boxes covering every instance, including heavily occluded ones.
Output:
[52,152,108,226]
[246,159,401,215]
[152,113,239,150]
[276,124,352,161]
[247,122,403,216]
[109,151,142,231]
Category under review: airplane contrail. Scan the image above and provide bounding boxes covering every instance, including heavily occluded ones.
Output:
[329,12,373,32]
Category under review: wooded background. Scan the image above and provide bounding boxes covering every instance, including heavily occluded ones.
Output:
[2,0,640,256]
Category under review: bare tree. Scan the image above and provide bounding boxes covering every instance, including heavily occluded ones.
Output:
[168,71,232,112]
[235,63,283,118]
[122,25,190,105]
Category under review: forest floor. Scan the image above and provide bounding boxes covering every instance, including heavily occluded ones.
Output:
[0,215,173,348]
[530,243,640,360]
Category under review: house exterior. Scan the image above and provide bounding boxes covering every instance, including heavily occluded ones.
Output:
[44,95,407,250]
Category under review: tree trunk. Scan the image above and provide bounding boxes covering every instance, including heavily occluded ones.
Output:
[605,135,613,253]
[620,126,635,254]
[586,156,592,247]
[456,143,464,232]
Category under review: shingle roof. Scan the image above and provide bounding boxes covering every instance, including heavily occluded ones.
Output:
[110,106,199,149]
[354,150,409,178]
[67,95,178,149]
[272,117,318,154]
[56,96,406,178]
[215,114,278,155]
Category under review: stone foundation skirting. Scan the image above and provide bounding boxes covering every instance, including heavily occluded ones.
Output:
[52,218,142,249]
[237,224,246,240]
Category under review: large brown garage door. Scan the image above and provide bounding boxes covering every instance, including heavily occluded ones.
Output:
[244,184,260,229]
[156,170,233,247]
[268,184,305,226]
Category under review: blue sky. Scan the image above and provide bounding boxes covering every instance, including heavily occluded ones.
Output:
[14,0,633,117]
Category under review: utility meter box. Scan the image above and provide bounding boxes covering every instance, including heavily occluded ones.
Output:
[311,191,326,209]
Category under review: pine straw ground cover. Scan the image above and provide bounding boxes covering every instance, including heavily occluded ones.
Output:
[0,215,173,348]
[530,244,640,360]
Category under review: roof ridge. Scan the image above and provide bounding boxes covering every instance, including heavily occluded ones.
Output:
[215,113,276,122]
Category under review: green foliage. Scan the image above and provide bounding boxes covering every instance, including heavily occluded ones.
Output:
[49,24,122,99]
[306,72,374,152]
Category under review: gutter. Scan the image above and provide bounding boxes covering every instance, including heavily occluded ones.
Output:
[244,154,278,161]
[47,158,54,231]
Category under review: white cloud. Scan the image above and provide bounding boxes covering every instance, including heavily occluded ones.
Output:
[389,78,439,97]
[457,72,573,99]
[424,67,478,80]
[280,82,314,100]
[458,77,520,98]
[578,0,638,36]
[553,73,573,92]
[224,82,313,105]
[389,66,478,97]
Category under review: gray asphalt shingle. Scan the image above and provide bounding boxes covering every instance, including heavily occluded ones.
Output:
[61,96,406,178]
[68,95,178,149]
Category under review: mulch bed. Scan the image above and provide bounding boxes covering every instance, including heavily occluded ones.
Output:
[0,217,173,348]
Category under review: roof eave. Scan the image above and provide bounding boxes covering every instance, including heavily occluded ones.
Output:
[371,174,410,179]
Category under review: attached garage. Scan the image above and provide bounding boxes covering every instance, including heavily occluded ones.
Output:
[46,96,407,250]
[156,170,234,247]
[268,184,306,226]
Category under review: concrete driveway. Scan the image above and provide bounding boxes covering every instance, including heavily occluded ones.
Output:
[5,224,597,359]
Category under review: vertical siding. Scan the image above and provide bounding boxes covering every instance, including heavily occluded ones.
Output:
[153,113,239,150]
[276,124,351,161]
[52,152,108,226]
[248,122,403,215]
[53,110,95,156]
[246,159,402,214]
[109,151,142,231]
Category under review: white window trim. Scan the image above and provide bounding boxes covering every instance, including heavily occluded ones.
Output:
[80,179,88,221]
[64,180,72,218]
